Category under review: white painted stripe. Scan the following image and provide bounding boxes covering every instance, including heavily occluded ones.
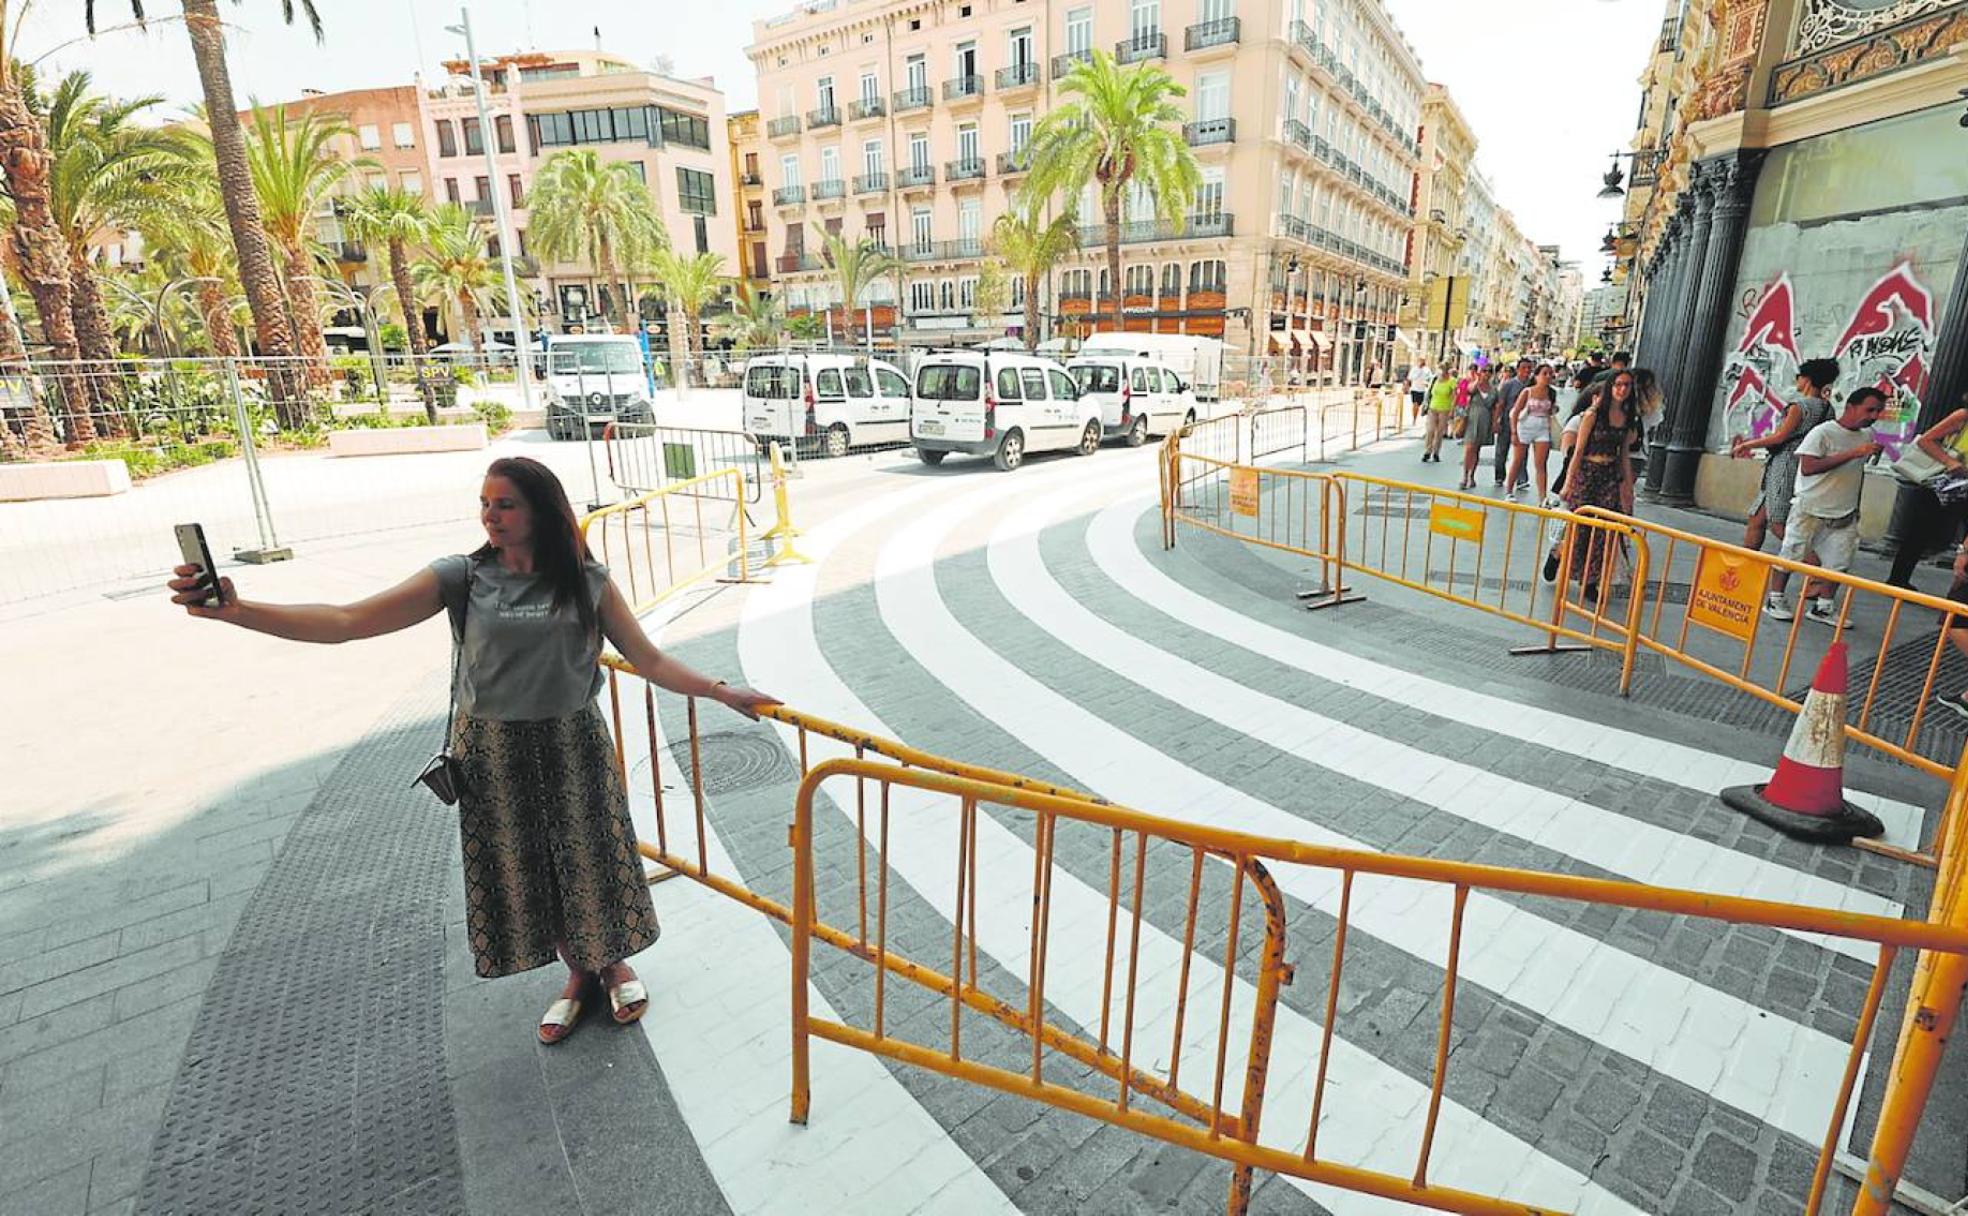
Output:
[619,580,1020,1216]
[1094,494,1929,848]
[880,475,1849,1148]
[984,482,1898,955]
[738,463,1642,1214]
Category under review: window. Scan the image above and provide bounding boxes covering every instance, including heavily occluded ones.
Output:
[444,178,461,203]
[820,145,841,184]
[860,72,880,105]
[435,120,457,158]
[1010,277,1025,307]
[495,115,514,154]
[959,199,981,243]
[954,40,977,79]
[1126,265,1154,295]
[939,280,954,310]
[958,276,976,309]
[866,211,886,244]
[906,54,927,92]
[909,133,930,172]
[391,121,414,148]
[508,174,524,207]
[1196,72,1229,121]
[1061,268,1092,296]
[1009,26,1033,68]
[957,124,978,165]
[863,140,884,177]
[1020,368,1048,399]
[996,367,1022,400]
[1065,7,1092,53]
[817,75,836,111]
[1131,366,1150,392]
[781,154,801,187]
[910,279,936,312]
[1129,0,1159,40]
[657,108,711,149]
[400,170,423,195]
[917,364,980,399]
[1009,113,1031,156]
[474,175,491,203]
[1161,263,1181,300]
[1048,368,1077,400]
[462,117,483,156]
[1189,259,1226,292]
[677,168,716,215]
[1195,167,1225,221]
[911,206,932,248]
[876,367,910,397]
[1074,363,1119,393]
[358,123,381,150]
[746,364,800,399]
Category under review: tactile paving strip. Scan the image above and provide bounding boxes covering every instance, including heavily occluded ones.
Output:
[136,682,466,1215]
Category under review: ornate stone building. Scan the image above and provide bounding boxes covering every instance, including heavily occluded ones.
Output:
[1624,0,1968,538]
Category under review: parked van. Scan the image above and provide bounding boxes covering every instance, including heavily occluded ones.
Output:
[1067,353,1199,446]
[742,354,912,458]
[542,334,654,440]
[1077,331,1224,404]
[911,350,1101,471]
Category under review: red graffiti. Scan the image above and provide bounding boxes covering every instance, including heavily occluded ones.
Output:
[1834,260,1933,355]
[1735,276,1799,362]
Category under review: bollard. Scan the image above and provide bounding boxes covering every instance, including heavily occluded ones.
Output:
[762,441,813,568]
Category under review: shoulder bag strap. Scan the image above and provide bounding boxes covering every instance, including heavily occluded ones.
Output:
[444,561,473,752]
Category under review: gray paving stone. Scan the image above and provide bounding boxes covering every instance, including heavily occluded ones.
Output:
[1693,1132,1759,1203]
[0,932,120,1000]
[0,991,115,1068]
[1617,1129,1689,1204]
[0,1159,89,1216]
[0,995,200,1094]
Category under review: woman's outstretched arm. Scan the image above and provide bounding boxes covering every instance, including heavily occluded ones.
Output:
[167,565,447,644]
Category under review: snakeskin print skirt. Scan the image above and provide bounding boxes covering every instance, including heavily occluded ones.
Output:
[453,704,660,978]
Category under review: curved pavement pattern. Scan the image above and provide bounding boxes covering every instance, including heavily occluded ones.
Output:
[125,429,1949,1214]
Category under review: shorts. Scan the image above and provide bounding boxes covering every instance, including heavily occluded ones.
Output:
[1778,507,1860,574]
[1410,390,1425,406]
[1515,415,1552,445]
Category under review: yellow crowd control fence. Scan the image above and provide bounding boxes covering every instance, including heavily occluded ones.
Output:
[579,466,752,615]
[590,644,1968,1216]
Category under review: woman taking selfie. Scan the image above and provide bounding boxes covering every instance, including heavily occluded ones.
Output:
[167,456,776,1045]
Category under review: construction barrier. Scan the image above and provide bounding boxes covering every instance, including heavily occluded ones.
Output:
[602,421,770,503]
[760,441,812,568]
[578,466,752,616]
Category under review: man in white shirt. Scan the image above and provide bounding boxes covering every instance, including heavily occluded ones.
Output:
[1765,386,1889,626]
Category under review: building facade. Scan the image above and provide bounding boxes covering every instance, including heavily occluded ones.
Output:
[1625,0,1968,531]
[746,0,1426,382]
[728,110,773,290]
[1404,82,1474,367]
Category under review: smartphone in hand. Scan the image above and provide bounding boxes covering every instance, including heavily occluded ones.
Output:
[173,523,227,607]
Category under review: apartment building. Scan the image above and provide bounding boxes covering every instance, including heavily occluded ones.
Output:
[1404,82,1473,365]
[417,49,737,336]
[747,0,1424,380]
[728,110,772,289]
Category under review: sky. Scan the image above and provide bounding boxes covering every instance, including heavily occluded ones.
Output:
[27,0,1662,273]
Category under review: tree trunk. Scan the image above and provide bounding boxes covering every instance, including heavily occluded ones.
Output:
[1024,270,1041,352]
[666,305,689,395]
[183,0,306,428]
[598,240,621,332]
[1104,188,1124,335]
[461,292,482,357]
[0,80,92,445]
[389,238,436,423]
[67,248,125,436]
[196,281,241,357]
[279,238,330,384]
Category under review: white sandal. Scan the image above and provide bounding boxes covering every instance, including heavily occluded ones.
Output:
[539,994,584,1045]
[608,977,649,1025]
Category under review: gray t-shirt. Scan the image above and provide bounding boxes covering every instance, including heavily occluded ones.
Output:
[432,553,611,721]
[1791,419,1873,520]
[1498,377,1526,414]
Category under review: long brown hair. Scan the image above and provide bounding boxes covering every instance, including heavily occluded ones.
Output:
[476,457,598,637]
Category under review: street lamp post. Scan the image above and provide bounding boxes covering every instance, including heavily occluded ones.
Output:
[447,5,533,414]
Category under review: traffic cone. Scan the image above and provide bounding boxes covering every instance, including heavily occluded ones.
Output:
[1720,642,1884,844]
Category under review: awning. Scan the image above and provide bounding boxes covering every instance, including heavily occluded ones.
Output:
[1290,329,1312,351]
[1308,331,1334,352]
[1267,332,1286,353]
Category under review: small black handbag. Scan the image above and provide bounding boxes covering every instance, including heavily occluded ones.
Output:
[414,563,473,806]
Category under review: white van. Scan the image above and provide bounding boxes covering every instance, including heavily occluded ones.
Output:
[1067,354,1199,446]
[742,354,912,458]
[911,350,1101,471]
[542,334,654,440]
[1077,331,1224,404]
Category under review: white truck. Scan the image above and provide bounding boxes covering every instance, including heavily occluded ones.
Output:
[1076,331,1225,406]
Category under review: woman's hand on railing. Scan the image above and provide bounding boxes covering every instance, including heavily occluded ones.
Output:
[712,682,781,721]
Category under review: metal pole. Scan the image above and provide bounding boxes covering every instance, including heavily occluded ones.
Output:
[224,357,292,563]
[456,5,533,415]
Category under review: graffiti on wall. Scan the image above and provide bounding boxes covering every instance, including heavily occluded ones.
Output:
[1721,258,1935,459]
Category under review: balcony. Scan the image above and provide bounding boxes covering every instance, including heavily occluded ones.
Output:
[945,157,986,182]
[776,253,823,274]
[896,164,936,189]
[806,106,842,129]
[853,171,889,194]
[1075,212,1234,246]
[739,170,763,187]
[849,97,885,121]
[772,185,807,206]
[901,238,984,263]
[1183,117,1235,147]
[1630,147,1662,188]
[811,179,846,200]
[996,149,1031,176]
[892,86,933,113]
[332,241,368,263]
[742,216,766,233]
[996,62,1040,91]
[1051,49,1092,78]
[469,198,498,217]
[1283,118,1311,150]
[1658,16,1682,53]
[767,115,801,139]
[1116,32,1166,64]
[1184,17,1239,52]
[942,75,985,102]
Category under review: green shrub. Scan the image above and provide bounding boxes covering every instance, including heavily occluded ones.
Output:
[79,438,237,480]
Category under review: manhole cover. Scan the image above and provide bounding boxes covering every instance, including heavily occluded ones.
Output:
[648,730,797,795]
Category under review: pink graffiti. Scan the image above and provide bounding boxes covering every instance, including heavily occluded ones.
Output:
[1833,260,1933,354]
[1726,363,1787,439]
[1833,260,1934,461]
[1723,276,1799,440]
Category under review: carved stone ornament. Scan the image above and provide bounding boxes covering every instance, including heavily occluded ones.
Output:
[1769,6,1968,104]
[1793,0,1955,54]
[1692,0,1772,120]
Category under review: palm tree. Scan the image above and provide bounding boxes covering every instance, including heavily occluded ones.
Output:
[90,1,321,426]
[816,227,899,346]
[341,185,437,421]
[139,175,242,356]
[526,149,664,331]
[647,248,724,390]
[990,207,1079,352]
[0,28,91,442]
[716,283,784,352]
[1022,51,1200,334]
[243,102,362,376]
[414,203,504,358]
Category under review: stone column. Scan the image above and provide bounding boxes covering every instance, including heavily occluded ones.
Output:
[1634,214,1681,371]
[1645,191,1707,493]
[1885,227,1968,544]
[1660,152,1763,503]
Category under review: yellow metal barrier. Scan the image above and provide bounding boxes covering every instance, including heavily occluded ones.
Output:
[578,465,751,616]
[783,754,1968,1216]
[759,440,812,568]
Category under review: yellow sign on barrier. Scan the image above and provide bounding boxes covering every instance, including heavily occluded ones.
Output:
[1428,501,1486,544]
[1229,467,1260,519]
[1690,548,1766,642]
